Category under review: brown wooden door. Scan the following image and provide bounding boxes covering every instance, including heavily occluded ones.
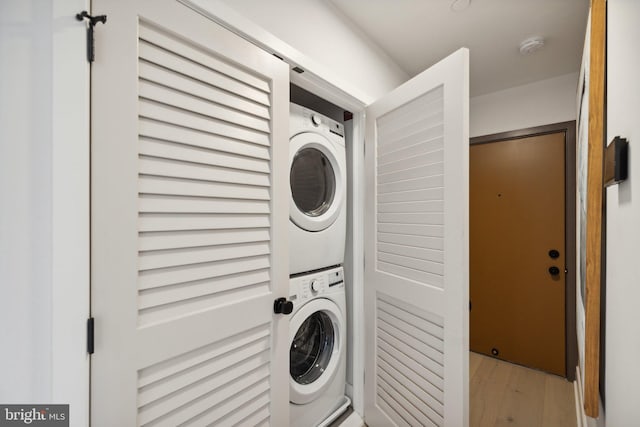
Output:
[470,132,566,376]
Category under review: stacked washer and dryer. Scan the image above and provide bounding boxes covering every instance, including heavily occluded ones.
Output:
[288,103,350,427]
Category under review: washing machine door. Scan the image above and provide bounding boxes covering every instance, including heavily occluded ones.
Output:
[289,132,344,232]
[289,298,344,404]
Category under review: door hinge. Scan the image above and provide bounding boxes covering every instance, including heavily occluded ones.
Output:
[76,11,107,63]
[87,317,95,355]
[469,300,472,311]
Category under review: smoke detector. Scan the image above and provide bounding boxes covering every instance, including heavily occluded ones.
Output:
[519,37,545,55]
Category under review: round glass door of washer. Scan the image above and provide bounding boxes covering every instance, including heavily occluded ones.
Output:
[289,132,344,232]
[289,299,344,404]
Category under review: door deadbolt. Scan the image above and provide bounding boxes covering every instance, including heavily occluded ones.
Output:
[548,249,560,259]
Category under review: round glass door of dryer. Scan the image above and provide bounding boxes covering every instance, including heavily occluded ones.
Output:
[289,132,344,232]
[290,148,336,218]
[289,298,344,404]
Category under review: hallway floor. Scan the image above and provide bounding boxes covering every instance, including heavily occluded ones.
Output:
[470,352,577,427]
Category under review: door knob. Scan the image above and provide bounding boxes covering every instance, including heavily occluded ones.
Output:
[273,297,293,315]
[548,249,560,259]
[548,266,560,276]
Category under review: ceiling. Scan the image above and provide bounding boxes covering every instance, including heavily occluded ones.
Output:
[328,0,589,96]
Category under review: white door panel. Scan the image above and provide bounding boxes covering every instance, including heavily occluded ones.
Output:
[364,49,469,427]
[91,0,289,425]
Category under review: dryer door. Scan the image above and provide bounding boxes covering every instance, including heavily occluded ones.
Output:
[289,298,344,404]
[289,132,344,232]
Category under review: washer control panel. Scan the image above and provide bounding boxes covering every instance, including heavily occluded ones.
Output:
[289,266,344,307]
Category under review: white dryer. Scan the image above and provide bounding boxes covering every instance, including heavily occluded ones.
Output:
[289,266,349,427]
[289,103,347,275]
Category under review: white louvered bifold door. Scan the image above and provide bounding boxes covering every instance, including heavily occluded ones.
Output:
[364,49,469,427]
[91,1,289,425]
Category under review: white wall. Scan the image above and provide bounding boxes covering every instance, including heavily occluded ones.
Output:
[1,0,53,402]
[0,1,89,425]
[604,0,640,425]
[470,72,579,138]
[216,0,408,101]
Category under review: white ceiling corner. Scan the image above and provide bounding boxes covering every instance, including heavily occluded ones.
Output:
[328,0,589,96]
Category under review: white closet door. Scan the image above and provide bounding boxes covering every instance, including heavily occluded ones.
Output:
[364,48,469,427]
[91,0,289,425]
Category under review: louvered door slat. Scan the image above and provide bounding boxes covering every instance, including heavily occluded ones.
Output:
[379,142,445,169]
[138,214,270,232]
[138,270,270,310]
[138,356,270,425]
[139,119,270,160]
[377,93,444,134]
[138,241,270,271]
[378,174,444,195]
[139,156,270,186]
[138,24,271,96]
[139,229,270,251]
[229,403,271,427]
[138,255,271,290]
[137,337,270,407]
[377,200,444,213]
[138,195,270,214]
[137,325,269,387]
[138,61,271,120]
[139,100,270,146]
[139,80,270,133]
[377,149,445,175]
[377,242,443,263]
[378,212,444,225]
[139,138,270,173]
[176,377,271,427]
[377,233,443,251]
[377,344,444,402]
[378,372,440,427]
[378,223,444,237]
[378,162,445,185]
[138,176,270,201]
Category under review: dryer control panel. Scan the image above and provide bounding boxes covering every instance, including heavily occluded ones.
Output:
[289,266,344,305]
[290,103,345,139]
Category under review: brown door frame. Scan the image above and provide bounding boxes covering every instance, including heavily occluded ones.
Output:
[470,121,578,381]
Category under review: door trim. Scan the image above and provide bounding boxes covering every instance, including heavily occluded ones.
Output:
[470,121,577,381]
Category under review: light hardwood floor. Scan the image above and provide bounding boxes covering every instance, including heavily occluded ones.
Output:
[470,352,577,427]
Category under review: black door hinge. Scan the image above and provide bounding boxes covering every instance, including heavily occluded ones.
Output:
[76,11,107,63]
[87,317,95,355]
[469,300,472,311]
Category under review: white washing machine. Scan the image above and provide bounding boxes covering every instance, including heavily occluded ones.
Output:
[289,103,347,275]
[289,266,349,427]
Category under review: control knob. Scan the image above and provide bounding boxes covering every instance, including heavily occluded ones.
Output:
[310,279,321,293]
